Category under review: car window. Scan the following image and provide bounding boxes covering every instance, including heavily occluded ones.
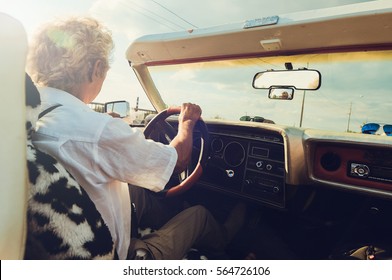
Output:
[149,50,392,133]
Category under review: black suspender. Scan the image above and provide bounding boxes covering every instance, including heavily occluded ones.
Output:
[38,104,62,119]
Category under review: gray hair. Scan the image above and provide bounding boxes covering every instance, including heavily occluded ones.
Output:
[27,17,114,93]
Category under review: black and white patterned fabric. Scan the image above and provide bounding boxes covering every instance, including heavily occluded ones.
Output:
[24,74,115,259]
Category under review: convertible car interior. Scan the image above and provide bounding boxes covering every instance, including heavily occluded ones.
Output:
[126,0,392,260]
[1,1,392,261]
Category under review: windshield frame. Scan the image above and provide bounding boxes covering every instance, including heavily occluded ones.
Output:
[127,1,392,134]
[149,51,392,132]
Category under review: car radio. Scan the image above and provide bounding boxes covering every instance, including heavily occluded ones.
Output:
[349,162,392,184]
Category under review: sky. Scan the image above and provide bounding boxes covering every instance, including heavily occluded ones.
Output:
[0,0,375,115]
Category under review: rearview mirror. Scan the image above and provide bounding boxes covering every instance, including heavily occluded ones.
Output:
[253,69,321,90]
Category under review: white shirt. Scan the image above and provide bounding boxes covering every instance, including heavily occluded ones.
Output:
[32,87,178,259]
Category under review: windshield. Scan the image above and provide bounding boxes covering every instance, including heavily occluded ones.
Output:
[148,50,392,133]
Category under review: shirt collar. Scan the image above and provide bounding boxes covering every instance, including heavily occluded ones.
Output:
[38,86,90,111]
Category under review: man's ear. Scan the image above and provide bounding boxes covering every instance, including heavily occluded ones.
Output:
[91,60,106,81]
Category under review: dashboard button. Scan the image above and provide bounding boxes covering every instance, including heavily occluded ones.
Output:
[256,161,264,169]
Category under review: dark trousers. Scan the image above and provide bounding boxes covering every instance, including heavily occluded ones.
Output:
[129,186,228,259]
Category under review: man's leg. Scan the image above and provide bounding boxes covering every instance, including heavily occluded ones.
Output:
[129,184,183,229]
[129,205,228,259]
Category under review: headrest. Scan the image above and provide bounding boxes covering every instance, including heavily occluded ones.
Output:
[25,74,41,134]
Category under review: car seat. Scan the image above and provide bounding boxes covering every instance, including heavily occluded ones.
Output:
[0,12,28,260]
[24,73,115,259]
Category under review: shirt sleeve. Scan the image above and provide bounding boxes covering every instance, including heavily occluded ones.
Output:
[96,118,178,192]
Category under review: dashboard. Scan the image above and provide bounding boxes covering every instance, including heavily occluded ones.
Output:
[197,123,286,208]
[162,120,392,208]
[309,140,392,197]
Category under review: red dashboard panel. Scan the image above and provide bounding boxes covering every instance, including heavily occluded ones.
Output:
[313,143,392,192]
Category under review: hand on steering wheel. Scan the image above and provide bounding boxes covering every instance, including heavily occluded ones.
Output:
[143,107,209,197]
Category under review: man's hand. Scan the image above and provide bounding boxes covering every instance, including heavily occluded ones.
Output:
[170,103,202,172]
[178,103,202,127]
[107,111,121,118]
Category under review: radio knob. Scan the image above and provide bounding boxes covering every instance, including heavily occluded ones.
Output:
[256,161,264,169]
[353,164,370,177]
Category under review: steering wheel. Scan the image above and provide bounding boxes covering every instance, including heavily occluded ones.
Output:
[143,107,209,197]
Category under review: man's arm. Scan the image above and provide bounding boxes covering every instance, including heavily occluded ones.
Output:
[169,103,202,173]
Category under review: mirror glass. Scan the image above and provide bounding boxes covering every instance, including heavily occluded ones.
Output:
[268,88,294,100]
[105,101,129,118]
[253,69,321,90]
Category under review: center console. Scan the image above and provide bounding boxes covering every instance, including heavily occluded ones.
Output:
[200,129,286,208]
